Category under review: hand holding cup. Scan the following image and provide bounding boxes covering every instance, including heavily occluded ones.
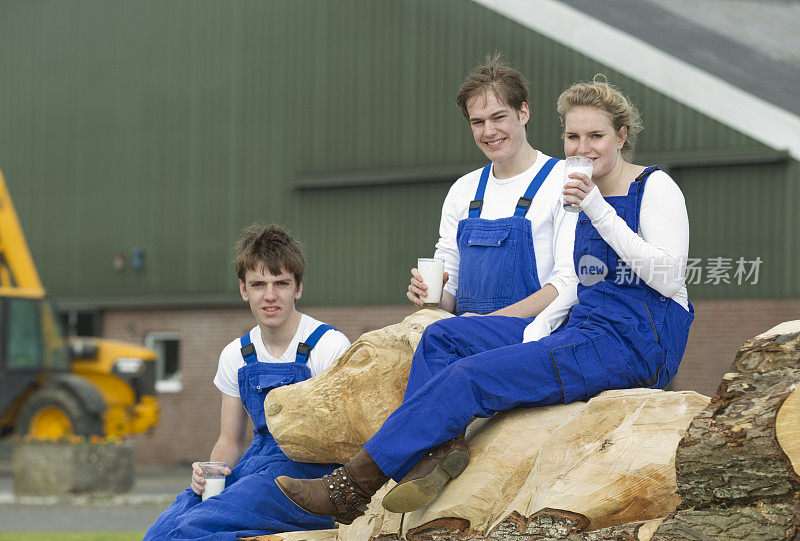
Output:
[562,156,594,212]
[191,461,230,499]
[408,259,447,308]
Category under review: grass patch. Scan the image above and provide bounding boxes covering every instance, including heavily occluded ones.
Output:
[0,533,146,541]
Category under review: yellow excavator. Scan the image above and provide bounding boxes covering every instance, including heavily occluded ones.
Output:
[0,168,159,439]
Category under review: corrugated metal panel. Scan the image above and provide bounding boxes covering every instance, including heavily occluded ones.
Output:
[0,0,794,306]
[676,162,786,298]
[782,159,800,295]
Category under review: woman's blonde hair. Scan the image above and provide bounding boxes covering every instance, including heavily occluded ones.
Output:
[556,75,643,160]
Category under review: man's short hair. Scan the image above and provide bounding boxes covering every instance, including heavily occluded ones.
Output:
[234,224,305,285]
[456,53,530,120]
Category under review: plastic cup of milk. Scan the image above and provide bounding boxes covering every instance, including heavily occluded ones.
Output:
[563,156,593,213]
[200,462,227,501]
[417,258,445,308]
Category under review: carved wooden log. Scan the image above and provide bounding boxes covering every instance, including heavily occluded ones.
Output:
[251,389,705,541]
[333,389,707,541]
[241,320,800,541]
[652,320,800,540]
[265,309,452,463]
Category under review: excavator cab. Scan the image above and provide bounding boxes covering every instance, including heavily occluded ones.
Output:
[0,294,160,440]
[0,295,95,438]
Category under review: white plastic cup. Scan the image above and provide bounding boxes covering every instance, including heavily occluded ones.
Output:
[563,156,593,213]
[200,461,227,501]
[417,258,445,307]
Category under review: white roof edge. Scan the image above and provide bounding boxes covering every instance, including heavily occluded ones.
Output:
[472,0,800,161]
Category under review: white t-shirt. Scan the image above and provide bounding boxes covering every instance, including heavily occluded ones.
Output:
[524,169,690,342]
[434,151,577,298]
[213,314,351,398]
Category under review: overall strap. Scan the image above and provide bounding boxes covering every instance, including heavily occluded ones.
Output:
[239,332,258,365]
[636,166,659,183]
[468,164,492,218]
[514,157,559,217]
[628,166,660,231]
[295,324,336,364]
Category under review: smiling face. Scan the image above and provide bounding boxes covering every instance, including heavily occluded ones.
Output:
[239,266,302,333]
[466,91,530,170]
[563,105,627,182]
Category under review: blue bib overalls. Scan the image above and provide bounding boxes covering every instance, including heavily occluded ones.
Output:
[363,168,693,480]
[145,325,339,541]
[454,158,559,315]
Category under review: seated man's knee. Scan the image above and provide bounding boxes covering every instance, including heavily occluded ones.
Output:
[419,319,452,346]
[426,316,471,337]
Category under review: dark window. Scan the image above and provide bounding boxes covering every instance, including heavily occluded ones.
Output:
[59,310,101,337]
[145,333,182,392]
[6,299,42,370]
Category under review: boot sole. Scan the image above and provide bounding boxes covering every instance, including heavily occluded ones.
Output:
[381,450,469,513]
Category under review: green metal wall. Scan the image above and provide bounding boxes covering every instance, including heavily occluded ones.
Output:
[0,0,794,306]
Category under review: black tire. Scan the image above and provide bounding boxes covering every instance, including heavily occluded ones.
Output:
[14,386,104,438]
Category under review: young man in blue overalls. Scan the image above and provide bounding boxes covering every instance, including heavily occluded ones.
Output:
[406,54,577,329]
[145,224,351,540]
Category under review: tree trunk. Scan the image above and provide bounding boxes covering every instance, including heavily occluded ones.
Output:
[652,320,800,541]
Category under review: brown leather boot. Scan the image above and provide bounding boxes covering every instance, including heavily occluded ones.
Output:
[381,433,469,513]
[275,449,389,524]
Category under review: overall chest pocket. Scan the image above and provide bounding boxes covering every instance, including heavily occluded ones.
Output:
[241,371,299,429]
[465,228,511,248]
[248,373,295,395]
[460,228,517,300]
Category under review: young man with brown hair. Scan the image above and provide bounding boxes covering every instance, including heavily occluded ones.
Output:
[145,224,351,540]
[408,54,575,332]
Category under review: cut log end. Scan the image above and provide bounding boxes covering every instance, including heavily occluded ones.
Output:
[406,517,479,541]
[776,385,800,476]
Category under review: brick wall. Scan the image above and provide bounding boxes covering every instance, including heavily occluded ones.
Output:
[671,298,800,395]
[105,299,800,466]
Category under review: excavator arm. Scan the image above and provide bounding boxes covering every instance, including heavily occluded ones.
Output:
[0,170,45,297]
